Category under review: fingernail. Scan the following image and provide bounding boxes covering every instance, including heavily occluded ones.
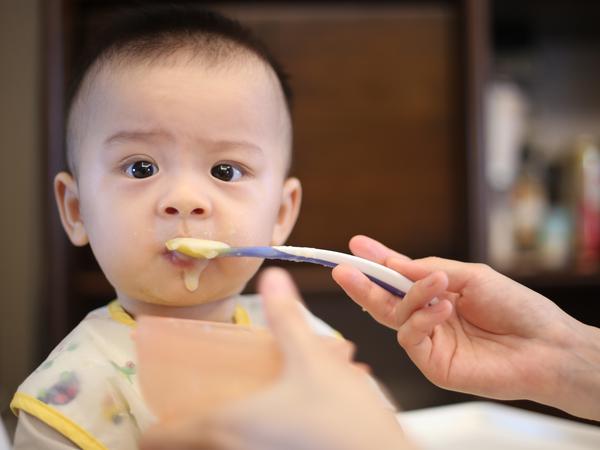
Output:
[427,297,440,307]
[425,275,437,288]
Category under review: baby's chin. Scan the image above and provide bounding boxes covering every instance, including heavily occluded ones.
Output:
[126,280,247,308]
[113,259,261,308]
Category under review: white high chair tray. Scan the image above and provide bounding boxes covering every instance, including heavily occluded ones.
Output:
[397,401,600,450]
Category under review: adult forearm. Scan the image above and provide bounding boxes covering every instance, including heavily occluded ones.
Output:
[551,323,600,420]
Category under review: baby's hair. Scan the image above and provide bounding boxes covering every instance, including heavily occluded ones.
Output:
[65,5,292,173]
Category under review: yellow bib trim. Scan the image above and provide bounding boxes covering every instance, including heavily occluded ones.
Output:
[233,304,251,325]
[10,392,108,450]
[108,300,251,326]
[108,300,136,327]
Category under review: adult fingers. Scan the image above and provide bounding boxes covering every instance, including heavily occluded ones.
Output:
[332,265,449,331]
[319,336,356,362]
[140,417,218,450]
[257,267,323,369]
[396,299,453,365]
[395,257,482,293]
[332,265,400,329]
[360,252,472,295]
[394,271,448,326]
[347,237,449,293]
[384,257,432,282]
[349,235,412,264]
[349,235,479,294]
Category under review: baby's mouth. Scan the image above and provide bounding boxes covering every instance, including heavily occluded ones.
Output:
[164,249,196,268]
[164,249,209,292]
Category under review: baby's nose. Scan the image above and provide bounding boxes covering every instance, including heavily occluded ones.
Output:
[158,190,211,218]
[163,206,205,216]
[158,175,212,218]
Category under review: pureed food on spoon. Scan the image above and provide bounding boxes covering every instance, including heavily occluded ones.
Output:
[166,237,230,259]
[166,238,231,292]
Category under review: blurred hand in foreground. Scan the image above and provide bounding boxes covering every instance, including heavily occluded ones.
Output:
[141,267,413,450]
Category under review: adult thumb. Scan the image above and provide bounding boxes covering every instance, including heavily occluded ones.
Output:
[257,267,321,369]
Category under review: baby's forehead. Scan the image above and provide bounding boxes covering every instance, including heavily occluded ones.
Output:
[68,52,292,172]
[92,49,279,95]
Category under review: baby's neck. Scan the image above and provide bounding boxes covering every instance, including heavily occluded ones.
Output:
[117,295,238,323]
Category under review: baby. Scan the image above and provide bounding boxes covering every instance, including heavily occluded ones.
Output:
[11,6,341,449]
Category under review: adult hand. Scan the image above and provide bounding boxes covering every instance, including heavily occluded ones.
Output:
[141,267,413,450]
[332,235,600,420]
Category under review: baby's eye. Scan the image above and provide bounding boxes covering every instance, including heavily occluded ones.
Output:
[125,160,159,179]
[211,163,243,182]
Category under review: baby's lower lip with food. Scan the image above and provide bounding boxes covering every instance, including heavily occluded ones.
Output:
[163,249,198,268]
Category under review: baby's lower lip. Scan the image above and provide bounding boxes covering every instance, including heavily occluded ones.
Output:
[164,251,197,268]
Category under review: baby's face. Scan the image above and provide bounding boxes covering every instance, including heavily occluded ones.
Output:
[69,58,297,307]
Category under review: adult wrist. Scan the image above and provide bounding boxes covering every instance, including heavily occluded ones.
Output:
[553,321,600,420]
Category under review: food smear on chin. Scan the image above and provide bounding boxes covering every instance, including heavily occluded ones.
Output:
[183,265,204,292]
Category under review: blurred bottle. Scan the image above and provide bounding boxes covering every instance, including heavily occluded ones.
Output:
[485,80,528,270]
[568,135,600,272]
[511,143,547,270]
[540,162,572,270]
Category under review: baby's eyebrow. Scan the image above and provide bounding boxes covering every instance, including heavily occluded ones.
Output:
[104,129,172,146]
[105,129,264,155]
[207,140,264,155]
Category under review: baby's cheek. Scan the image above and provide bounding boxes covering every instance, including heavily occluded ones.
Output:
[219,226,274,248]
[89,232,148,290]
[224,256,263,276]
[96,252,139,293]
[215,257,263,291]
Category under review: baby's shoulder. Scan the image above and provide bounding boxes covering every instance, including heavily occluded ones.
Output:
[11,307,144,449]
[16,304,138,402]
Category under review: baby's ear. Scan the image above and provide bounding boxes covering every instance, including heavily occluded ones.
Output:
[271,177,302,246]
[54,171,89,246]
